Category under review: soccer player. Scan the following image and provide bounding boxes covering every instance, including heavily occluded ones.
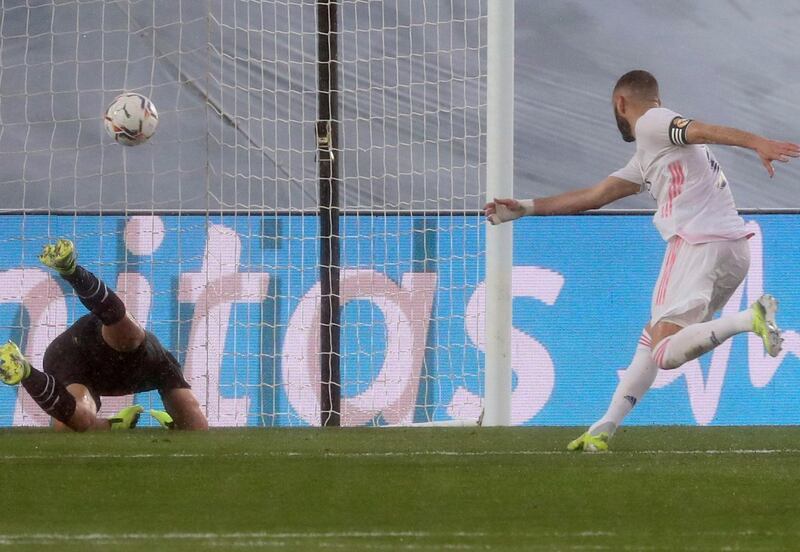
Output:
[484,70,800,451]
[0,239,208,431]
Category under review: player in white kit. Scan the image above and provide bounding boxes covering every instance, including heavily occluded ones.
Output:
[484,70,800,451]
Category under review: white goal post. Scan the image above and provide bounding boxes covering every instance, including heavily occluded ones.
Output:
[484,0,514,426]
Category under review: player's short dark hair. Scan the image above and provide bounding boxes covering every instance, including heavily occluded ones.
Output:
[613,70,659,99]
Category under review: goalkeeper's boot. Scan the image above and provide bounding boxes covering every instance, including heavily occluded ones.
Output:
[109,405,144,430]
[752,294,783,358]
[150,409,175,429]
[567,431,609,453]
[0,341,31,386]
[39,238,77,277]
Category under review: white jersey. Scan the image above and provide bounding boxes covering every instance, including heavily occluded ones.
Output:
[611,107,748,244]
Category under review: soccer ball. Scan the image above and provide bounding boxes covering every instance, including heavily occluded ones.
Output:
[103,93,159,146]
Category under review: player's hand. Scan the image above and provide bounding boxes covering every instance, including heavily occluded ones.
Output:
[484,198,527,225]
[754,138,800,177]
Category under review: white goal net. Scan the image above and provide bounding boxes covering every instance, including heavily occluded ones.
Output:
[0,0,487,427]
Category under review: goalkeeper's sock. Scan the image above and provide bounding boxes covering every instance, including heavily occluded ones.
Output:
[588,329,657,437]
[0,341,76,424]
[652,311,752,369]
[62,265,126,326]
[21,369,77,425]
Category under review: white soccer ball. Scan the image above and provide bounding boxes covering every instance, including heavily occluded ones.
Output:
[103,93,159,146]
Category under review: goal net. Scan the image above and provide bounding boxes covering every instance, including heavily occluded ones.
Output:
[0,0,487,427]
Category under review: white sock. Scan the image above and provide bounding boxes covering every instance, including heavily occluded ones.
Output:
[653,310,753,369]
[588,329,657,437]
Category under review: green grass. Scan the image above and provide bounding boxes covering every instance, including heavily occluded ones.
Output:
[1,427,800,551]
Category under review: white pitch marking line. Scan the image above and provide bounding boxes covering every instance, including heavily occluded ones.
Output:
[0,449,799,461]
[0,529,787,542]
[0,531,487,542]
[0,529,793,550]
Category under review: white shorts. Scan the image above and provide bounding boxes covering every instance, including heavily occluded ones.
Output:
[650,236,750,327]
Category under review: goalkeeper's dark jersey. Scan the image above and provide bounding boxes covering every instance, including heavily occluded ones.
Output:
[42,314,190,409]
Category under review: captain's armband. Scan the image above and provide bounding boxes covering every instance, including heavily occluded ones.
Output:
[668,117,693,146]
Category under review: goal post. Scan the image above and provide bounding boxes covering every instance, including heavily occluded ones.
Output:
[317,0,342,428]
[484,0,514,426]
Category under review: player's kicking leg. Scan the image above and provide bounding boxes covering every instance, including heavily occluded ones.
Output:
[651,294,782,370]
[0,341,141,431]
[40,238,145,352]
[567,328,657,452]
[568,296,781,452]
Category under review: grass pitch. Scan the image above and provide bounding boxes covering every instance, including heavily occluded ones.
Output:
[1,427,799,551]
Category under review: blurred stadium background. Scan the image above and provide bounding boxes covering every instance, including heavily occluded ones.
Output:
[2,1,800,210]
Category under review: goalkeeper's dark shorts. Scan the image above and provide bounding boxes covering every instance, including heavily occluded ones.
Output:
[42,314,191,410]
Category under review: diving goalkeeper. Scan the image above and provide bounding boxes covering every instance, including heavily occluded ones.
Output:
[0,239,208,431]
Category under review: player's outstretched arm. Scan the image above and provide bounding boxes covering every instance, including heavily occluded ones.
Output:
[685,121,800,177]
[484,176,639,225]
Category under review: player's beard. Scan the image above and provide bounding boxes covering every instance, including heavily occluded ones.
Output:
[615,109,635,142]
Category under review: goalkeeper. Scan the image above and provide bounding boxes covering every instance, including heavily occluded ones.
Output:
[0,239,208,431]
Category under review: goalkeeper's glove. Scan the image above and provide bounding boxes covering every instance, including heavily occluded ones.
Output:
[485,198,535,225]
[150,409,175,429]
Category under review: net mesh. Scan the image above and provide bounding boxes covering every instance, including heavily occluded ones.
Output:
[0,0,487,427]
